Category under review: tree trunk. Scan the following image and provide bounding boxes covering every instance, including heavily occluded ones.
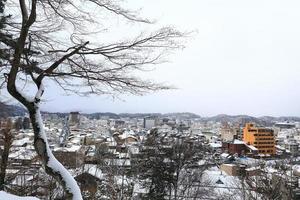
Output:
[0,142,9,190]
[27,104,82,200]
[7,75,82,199]
[0,132,10,190]
[0,120,13,190]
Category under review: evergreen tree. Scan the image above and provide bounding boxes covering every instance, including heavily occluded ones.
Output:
[0,0,6,27]
[0,0,11,65]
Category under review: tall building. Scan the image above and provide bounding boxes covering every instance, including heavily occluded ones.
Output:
[220,122,240,142]
[22,117,31,129]
[143,117,157,130]
[69,112,80,126]
[243,123,275,155]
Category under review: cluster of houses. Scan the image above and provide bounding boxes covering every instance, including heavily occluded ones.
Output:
[1,113,300,198]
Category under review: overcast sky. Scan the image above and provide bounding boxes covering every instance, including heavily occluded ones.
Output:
[40,0,300,117]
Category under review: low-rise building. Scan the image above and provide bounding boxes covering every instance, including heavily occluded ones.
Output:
[53,145,85,168]
[222,139,246,156]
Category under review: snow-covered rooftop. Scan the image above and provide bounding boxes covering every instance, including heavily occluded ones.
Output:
[233,139,245,144]
[9,147,36,160]
[54,145,81,152]
[247,145,258,151]
[209,142,222,148]
[12,137,31,146]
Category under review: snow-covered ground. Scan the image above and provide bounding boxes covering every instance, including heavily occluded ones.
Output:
[0,191,39,200]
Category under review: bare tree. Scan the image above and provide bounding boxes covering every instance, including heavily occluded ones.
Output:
[136,129,212,200]
[242,163,295,200]
[0,0,184,199]
[223,161,298,200]
[94,143,133,200]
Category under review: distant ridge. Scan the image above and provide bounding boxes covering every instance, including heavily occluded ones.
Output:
[0,102,26,118]
[85,112,201,120]
[162,112,201,119]
[40,110,300,125]
[205,114,260,122]
[203,114,300,126]
[85,112,120,119]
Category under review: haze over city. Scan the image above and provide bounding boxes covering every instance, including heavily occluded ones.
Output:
[35,0,300,116]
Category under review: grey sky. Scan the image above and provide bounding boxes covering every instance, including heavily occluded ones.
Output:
[41,0,300,117]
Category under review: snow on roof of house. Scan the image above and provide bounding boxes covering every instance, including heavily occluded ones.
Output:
[12,174,35,185]
[85,164,104,180]
[69,137,81,144]
[275,145,285,150]
[24,131,34,137]
[222,163,236,167]
[118,130,137,140]
[54,145,81,152]
[245,166,260,171]
[128,146,139,154]
[9,148,36,160]
[198,160,207,166]
[103,158,131,166]
[12,137,31,146]
[0,191,39,200]
[203,166,240,196]
[133,181,148,194]
[293,165,300,176]
[209,142,222,148]
[107,137,115,142]
[118,153,129,158]
[233,139,245,144]
[247,145,258,151]
[6,169,20,174]
[236,157,257,166]
[87,151,95,157]
[276,122,295,125]
[220,153,230,158]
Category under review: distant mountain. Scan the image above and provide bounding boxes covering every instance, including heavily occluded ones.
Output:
[259,116,277,122]
[275,116,300,122]
[39,109,300,125]
[85,112,120,119]
[203,114,300,126]
[85,112,200,120]
[205,114,267,126]
[117,112,200,119]
[0,102,26,118]
[119,113,162,118]
[163,112,201,119]
[41,111,68,118]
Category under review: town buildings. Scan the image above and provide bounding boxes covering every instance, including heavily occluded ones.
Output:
[2,113,300,199]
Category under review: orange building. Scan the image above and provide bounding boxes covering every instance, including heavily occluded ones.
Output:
[243,123,275,155]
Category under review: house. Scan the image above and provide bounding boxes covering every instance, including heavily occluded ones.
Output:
[222,140,246,156]
[53,145,85,168]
